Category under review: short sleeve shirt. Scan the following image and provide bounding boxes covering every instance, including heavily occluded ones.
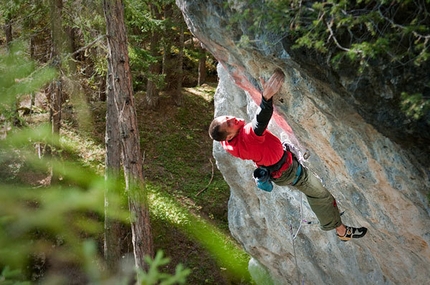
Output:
[221,123,292,178]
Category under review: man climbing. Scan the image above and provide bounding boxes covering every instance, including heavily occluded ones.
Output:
[208,69,367,241]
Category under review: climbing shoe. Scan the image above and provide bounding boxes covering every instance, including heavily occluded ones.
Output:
[337,226,367,242]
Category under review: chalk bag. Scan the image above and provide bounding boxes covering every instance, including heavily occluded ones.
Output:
[253,167,273,192]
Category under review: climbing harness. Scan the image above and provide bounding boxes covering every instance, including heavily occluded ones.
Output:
[254,140,309,192]
[281,139,310,164]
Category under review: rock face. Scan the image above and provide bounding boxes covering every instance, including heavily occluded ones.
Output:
[176,0,430,284]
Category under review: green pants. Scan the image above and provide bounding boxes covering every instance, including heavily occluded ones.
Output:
[272,157,342,231]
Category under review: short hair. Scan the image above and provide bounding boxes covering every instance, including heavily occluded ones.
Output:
[208,118,228,141]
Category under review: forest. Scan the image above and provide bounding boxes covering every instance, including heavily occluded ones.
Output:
[1,0,429,284]
[0,0,252,284]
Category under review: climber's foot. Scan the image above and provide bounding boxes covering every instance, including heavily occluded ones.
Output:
[337,226,367,242]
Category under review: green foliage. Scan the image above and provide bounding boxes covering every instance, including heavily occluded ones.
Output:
[0,42,56,117]
[0,127,124,263]
[124,0,206,92]
[0,42,53,132]
[62,1,107,92]
[147,183,251,283]
[125,0,167,90]
[261,0,430,66]
[401,92,430,121]
[0,266,30,285]
[0,0,50,41]
[125,0,159,36]
[137,251,191,285]
[63,0,105,41]
[0,46,111,282]
[0,41,195,284]
[229,0,430,120]
[0,44,246,283]
[248,260,276,285]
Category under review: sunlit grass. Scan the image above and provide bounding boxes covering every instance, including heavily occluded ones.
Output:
[147,182,251,282]
[183,84,216,102]
[60,126,106,175]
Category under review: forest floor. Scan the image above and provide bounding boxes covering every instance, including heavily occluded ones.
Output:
[5,82,251,284]
[127,84,248,284]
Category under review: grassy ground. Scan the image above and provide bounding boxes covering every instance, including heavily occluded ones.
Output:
[1,84,252,284]
[132,85,251,284]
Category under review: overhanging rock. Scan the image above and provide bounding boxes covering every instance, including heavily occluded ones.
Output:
[177,0,430,284]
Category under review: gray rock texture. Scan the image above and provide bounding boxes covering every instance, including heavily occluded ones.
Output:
[176,0,430,284]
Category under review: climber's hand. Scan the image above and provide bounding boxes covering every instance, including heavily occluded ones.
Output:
[260,68,285,101]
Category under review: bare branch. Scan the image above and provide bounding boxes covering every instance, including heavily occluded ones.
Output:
[68,35,106,58]
[196,158,215,196]
[377,7,430,40]
[326,19,356,53]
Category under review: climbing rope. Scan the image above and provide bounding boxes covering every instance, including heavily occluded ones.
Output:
[289,192,308,285]
[289,223,302,285]
[288,192,345,285]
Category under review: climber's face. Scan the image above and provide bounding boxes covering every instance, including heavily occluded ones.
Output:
[217,116,245,141]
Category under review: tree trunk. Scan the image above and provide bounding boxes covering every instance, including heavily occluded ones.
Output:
[104,60,127,272]
[198,48,207,86]
[49,80,62,134]
[144,3,161,110]
[173,22,184,106]
[103,0,153,272]
[49,0,63,135]
[162,4,173,77]
[4,12,12,48]
[43,0,63,175]
[145,63,159,109]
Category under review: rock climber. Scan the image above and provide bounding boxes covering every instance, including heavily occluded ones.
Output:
[208,69,367,241]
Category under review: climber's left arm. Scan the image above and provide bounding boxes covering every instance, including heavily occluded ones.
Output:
[252,69,285,136]
[252,97,273,136]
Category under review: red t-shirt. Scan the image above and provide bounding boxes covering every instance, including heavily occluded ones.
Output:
[221,123,292,178]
